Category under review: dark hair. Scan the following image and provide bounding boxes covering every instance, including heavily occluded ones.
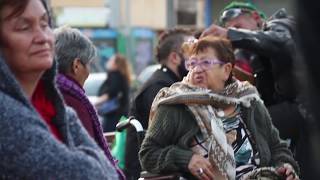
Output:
[0,0,29,21]
[0,0,50,20]
[0,0,51,28]
[193,30,203,39]
[156,28,191,63]
[182,36,235,85]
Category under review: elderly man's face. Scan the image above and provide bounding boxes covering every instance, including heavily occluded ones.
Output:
[225,13,260,30]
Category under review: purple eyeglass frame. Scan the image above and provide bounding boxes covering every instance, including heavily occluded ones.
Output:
[185,58,225,71]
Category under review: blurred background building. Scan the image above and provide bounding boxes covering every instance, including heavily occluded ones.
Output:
[50,0,293,74]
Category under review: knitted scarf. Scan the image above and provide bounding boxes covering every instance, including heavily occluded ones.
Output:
[56,74,125,180]
[150,79,262,180]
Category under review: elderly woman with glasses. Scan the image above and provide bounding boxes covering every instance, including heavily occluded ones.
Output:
[139,36,299,180]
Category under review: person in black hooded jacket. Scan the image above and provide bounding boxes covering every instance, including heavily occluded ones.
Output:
[124,28,192,179]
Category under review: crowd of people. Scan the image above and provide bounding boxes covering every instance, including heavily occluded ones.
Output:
[0,0,319,179]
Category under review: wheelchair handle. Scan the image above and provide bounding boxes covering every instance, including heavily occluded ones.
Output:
[116,116,144,133]
[116,118,131,132]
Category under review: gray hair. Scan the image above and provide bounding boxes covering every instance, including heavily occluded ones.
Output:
[54,26,97,73]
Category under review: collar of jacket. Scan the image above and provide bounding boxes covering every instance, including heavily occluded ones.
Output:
[0,53,60,104]
[160,64,181,82]
[0,53,32,108]
[0,54,69,143]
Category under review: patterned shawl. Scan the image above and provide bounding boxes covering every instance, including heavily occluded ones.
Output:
[149,78,262,180]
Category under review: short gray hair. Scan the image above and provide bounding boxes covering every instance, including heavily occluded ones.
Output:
[54,26,97,73]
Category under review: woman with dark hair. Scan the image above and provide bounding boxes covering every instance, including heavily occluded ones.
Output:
[139,36,299,180]
[0,0,118,179]
[96,54,132,132]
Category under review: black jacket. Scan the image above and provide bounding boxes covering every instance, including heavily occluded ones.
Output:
[124,65,180,179]
[227,9,310,178]
[98,71,129,115]
[227,9,302,140]
[228,9,297,106]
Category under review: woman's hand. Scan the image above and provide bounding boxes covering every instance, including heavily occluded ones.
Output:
[184,70,193,84]
[276,163,299,180]
[188,154,215,180]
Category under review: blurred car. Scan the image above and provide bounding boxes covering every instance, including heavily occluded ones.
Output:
[84,65,160,105]
[136,64,161,84]
[84,72,107,104]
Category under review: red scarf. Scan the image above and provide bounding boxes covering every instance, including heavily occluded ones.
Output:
[31,81,62,141]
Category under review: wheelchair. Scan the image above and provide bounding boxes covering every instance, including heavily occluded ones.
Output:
[116,117,289,180]
[116,117,180,180]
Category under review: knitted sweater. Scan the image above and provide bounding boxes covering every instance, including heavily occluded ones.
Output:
[139,101,299,179]
[0,55,118,179]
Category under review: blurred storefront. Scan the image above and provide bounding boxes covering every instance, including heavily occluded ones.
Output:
[50,0,209,74]
[81,29,119,72]
[50,0,293,74]
[51,0,115,72]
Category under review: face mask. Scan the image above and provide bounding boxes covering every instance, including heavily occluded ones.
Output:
[177,53,189,79]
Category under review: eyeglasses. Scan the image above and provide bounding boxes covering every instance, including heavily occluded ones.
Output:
[185,58,225,71]
[219,8,251,25]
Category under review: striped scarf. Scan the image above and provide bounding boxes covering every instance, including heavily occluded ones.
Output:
[150,79,262,180]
